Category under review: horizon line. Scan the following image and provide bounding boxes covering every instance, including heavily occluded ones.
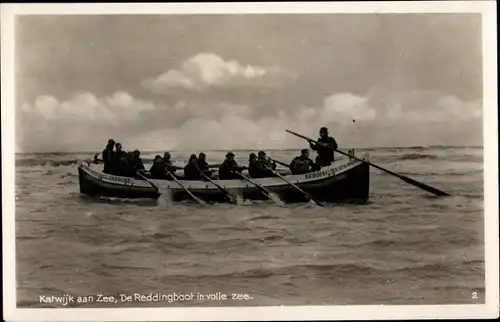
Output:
[15,144,484,154]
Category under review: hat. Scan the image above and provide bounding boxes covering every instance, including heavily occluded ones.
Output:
[258,150,266,157]
[108,139,115,145]
[154,155,162,161]
[199,152,206,158]
[249,152,257,161]
[163,152,171,158]
[301,148,309,154]
[320,127,328,134]
[226,152,235,157]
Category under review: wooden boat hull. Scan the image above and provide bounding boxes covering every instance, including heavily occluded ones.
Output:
[78,154,370,203]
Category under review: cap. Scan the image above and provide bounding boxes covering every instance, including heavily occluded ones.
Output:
[163,152,171,158]
[320,127,328,134]
[301,148,309,154]
[226,152,235,157]
[249,152,257,160]
[258,150,266,157]
[108,139,115,145]
[199,152,206,158]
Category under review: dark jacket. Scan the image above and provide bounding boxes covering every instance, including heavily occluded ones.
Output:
[249,160,275,178]
[248,161,265,178]
[289,156,317,175]
[198,159,209,171]
[218,159,244,180]
[184,163,201,180]
[310,135,338,166]
[102,147,114,174]
[197,159,215,179]
[111,151,130,176]
[258,157,276,170]
[150,160,167,179]
[131,157,145,173]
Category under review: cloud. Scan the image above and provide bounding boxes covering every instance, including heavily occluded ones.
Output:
[142,53,296,94]
[16,88,482,153]
[16,91,158,152]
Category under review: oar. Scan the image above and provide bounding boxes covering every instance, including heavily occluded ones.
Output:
[165,169,206,205]
[286,129,451,197]
[136,172,160,192]
[269,158,289,168]
[194,165,238,203]
[233,171,271,199]
[265,166,324,207]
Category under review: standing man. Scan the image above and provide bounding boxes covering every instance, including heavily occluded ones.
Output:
[310,127,338,167]
[101,139,115,174]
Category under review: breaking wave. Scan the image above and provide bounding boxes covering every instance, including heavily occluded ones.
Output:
[396,153,438,160]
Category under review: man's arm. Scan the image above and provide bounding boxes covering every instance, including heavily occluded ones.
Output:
[329,137,338,150]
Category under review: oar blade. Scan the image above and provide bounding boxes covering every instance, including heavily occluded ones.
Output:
[399,175,450,197]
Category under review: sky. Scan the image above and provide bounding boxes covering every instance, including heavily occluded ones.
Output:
[15,14,483,153]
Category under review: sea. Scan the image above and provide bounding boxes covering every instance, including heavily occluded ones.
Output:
[14,146,485,307]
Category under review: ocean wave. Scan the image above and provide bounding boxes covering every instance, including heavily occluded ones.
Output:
[395,169,483,176]
[395,154,438,160]
[16,159,82,167]
[162,263,379,280]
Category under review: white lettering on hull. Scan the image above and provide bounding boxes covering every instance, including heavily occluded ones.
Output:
[304,159,358,180]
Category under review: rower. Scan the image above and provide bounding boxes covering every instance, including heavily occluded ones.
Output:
[248,153,261,178]
[257,150,277,170]
[218,152,245,180]
[289,149,318,175]
[130,150,145,175]
[249,152,276,178]
[150,155,167,179]
[163,152,180,180]
[197,152,216,179]
[184,154,201,180]
[310,126,338,167]
[101,139,115,174]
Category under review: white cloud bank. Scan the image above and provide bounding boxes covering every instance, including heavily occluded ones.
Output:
[16,88,482,153]
[142,53,296,93]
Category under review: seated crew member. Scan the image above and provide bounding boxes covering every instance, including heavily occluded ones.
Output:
[257,150,277,177]
[248,153,262,178]
[257,151,277,170]
[184,154,202,180]
[289,149,318,175]
[249,152,276,178]
[163,152,181,180]
[310,126,338,167]
[197,152,216,179]
[101,139,115,174]
[149,155,167,179]
[218,152,245,180]
[129,150,145,177]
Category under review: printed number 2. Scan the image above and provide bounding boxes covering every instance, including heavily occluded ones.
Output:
[472,292,478,300]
